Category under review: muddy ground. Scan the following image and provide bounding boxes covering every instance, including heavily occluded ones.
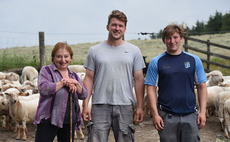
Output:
[0,115,230,142]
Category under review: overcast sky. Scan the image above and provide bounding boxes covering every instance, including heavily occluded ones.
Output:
[0,0,229,47]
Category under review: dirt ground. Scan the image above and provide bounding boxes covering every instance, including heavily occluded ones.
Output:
[0,115,230,142]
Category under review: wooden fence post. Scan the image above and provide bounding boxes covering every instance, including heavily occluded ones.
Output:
[207,40,210,72]
[39,32,46,68]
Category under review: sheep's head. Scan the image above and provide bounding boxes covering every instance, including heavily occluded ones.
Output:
[4,88,20,104]
[0,94,9,110]
[206,70,224,86]
[209,74,224,85]
[5,72,19,81]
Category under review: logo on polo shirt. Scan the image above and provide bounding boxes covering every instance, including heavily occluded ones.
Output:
[184,62,190,69]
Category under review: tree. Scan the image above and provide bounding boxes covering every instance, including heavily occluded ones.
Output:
[157,29,163,39]
[221,12,230,31]
[206,11,223,33]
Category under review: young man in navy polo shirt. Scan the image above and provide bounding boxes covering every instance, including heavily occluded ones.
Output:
[145,24,207,142]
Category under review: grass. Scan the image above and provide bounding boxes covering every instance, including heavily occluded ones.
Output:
[0,33,230,75]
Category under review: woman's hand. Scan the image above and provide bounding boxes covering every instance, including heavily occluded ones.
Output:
[61,78,83,94]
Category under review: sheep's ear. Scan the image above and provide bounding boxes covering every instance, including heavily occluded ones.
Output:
[19,92,24,96]
[206,74,211,79]
[4,92,10,96]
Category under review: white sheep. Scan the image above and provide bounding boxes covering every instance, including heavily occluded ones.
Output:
[18,93,40,101]
[5,72,20,82]
[206,70,224,87]
[68,65,86,73]
[0,72,6,79]
[206,86,224,117]
[223,98,230,139]
[76,72,86,82]
[0,94,9,128]
[20,66,38,84]
[75,97,92,140]
[221,80,230,87]
[0,93,12,131]
[216,91,230,131]
[5,88,39,140]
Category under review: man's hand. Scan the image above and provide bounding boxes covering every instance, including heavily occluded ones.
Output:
[82,106,91,122]
[135,107,144,123]
[153,114,164,130]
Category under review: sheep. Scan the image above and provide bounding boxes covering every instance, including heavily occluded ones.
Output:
[32,78,38,87]
[0,93,12,130]
[5,72,20,82]
[68,65,86,73]
[206,70,224,87]
[18,93,40,101]
[216,91,230,131]
[223,98,230,139]
[5,88,39,140]
[221,80,230,87]
[76,72,86,82]
[0,72,6,79]
[205,86,224,117]
[20,66,38,84]
[0,94,8,127]
[223,76,230,81]
[75,96,92,140]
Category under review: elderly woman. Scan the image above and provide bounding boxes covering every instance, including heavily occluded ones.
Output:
[34,42,88,142]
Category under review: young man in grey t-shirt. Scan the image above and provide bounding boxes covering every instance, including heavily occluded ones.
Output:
[82,10,146,142]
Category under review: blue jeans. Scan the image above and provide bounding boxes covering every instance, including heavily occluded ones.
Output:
[87,104,135,142]
[158,109,200,142]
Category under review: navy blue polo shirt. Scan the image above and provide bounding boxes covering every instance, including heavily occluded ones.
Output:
[145,51,207,115]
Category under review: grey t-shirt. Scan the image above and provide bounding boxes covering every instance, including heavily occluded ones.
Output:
[84,41,145,105]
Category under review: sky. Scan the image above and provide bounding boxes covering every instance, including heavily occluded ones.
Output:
[0,0,230,48]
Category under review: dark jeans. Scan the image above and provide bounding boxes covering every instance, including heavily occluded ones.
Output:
[35,120,75,142]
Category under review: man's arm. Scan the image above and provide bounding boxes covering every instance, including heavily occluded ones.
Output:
[196,82,207,129]
[147,85,164,130]
[134,69,145,122]
[82,69,94,121]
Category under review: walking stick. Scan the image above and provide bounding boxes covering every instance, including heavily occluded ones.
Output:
[70,93,72,142]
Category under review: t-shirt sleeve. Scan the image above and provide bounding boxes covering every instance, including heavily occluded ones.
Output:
[144,58,158,86]
[84,47,95,72]
[194,56,207,84]
[134,48,146,72]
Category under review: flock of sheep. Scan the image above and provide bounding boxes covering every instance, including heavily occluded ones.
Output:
[1,65,230,140]
[200,70,230,139]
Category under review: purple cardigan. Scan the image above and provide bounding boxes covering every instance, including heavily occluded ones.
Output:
[34,63,88,130]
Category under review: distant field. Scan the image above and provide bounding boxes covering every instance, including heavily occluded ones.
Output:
[0,33,230,74]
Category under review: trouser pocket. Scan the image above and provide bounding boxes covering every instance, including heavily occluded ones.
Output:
[118,123,135,142]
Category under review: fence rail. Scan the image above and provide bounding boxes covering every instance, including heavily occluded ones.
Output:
[183,36,230,73]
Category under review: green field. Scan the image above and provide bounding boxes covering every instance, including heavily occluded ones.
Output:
[0,33,230,75]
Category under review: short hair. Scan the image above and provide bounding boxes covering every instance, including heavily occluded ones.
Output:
[51,42,73,62]
[107,10,128,27]
[162,24,185,40]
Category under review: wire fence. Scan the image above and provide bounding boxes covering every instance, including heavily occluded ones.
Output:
[0,31,150,49]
